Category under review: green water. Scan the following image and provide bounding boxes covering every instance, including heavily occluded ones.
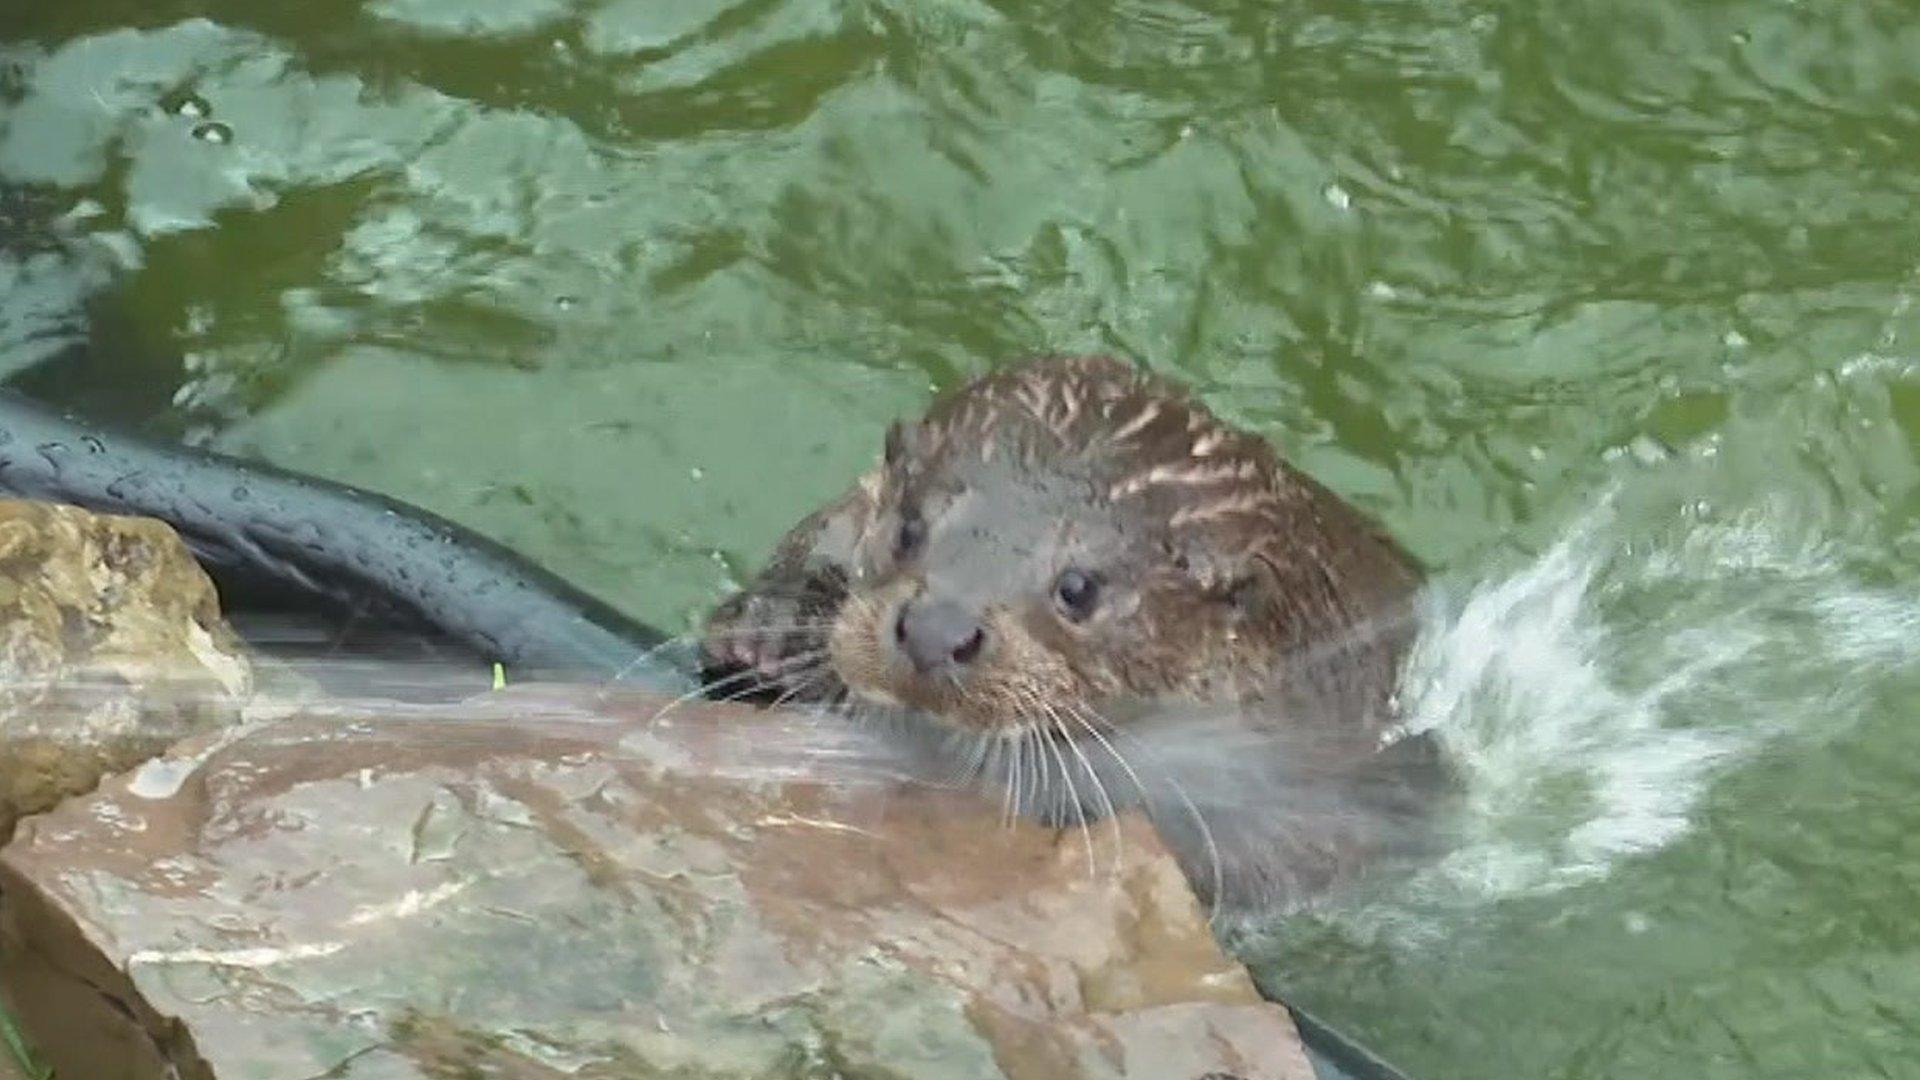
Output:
[2,2,1918,1076]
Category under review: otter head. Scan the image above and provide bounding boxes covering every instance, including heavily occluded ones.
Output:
[827,356,1299,736]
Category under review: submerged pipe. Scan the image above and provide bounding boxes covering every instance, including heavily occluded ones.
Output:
[0,390,683,690]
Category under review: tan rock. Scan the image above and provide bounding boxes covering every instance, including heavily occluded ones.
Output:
[0,499,251,843]
[0,690,1314,1080]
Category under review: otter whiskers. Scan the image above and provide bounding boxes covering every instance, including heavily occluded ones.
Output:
[1037,699,1113,877]
[1064,703,1226,918]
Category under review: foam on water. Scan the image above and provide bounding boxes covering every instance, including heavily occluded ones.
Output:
[1378,482,1920,924]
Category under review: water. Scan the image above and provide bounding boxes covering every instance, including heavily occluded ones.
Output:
[3,2,1918,1075]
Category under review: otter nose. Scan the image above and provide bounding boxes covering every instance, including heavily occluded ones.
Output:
[895,599,986,674]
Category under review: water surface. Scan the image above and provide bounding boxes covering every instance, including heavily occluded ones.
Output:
[3,1,1918,1076]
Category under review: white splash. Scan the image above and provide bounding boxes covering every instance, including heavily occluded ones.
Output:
[1389,490,1920,913]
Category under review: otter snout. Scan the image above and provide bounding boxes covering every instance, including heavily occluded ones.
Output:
[895,597,986,674]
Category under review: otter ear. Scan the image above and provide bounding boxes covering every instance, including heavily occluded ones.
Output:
[1174,540,1280,619]
[1224,553,1289,623]
[1224,568,1276,619]
[1169,539,1262,603]
[884,420,923,468]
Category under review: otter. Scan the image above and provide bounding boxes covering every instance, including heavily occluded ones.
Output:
[701,355,1447,910]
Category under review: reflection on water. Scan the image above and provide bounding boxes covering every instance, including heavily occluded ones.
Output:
[4,0,1919,1075]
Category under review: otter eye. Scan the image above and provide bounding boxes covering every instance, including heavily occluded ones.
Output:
[1054,569,1100,621]
[896,511,926,558]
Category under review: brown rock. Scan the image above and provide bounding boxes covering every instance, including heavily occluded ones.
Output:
[0,690,1314,1080]
[0,499,251,844]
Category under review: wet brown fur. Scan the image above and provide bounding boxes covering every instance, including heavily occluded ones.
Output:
[709,356,1420,734]
[701,356,1439,907]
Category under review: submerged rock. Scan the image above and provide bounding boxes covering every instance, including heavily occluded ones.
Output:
[0,498,251,843]
[0,689,1314,1079]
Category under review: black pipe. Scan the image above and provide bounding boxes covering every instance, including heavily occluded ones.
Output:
[0,390,685,691]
